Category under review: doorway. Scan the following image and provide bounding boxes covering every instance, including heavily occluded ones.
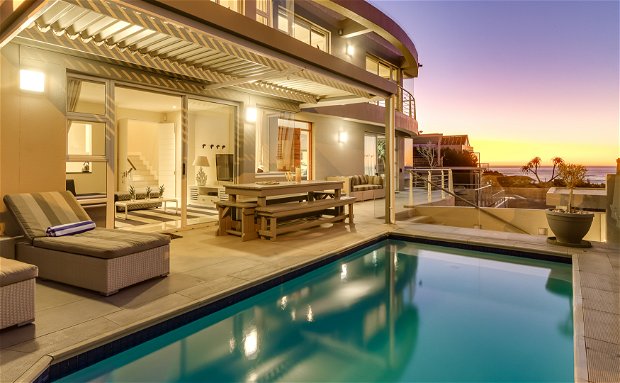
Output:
[114,87,187,231]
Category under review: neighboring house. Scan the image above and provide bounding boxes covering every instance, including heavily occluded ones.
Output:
[411,134,474,167]
[0,0,420,233]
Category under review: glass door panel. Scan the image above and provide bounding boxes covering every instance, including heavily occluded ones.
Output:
[187,99,236,226]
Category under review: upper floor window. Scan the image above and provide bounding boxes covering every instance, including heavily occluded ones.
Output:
[278,7,330,53]
[256,0,271,26]
[366,55,397,82]
[211,0,242,13]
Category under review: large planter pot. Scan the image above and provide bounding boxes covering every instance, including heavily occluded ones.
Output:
[546,209,594,248]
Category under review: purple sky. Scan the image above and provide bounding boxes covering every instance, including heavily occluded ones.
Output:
[370,0,619,166]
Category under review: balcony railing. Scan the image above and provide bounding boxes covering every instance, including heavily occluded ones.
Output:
[399,86,416,119]
[369,86,416,119]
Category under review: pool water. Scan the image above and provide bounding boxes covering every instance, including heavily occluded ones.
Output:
[58,240,573,382]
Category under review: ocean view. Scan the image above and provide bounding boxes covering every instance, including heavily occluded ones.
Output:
[488,166,615,184]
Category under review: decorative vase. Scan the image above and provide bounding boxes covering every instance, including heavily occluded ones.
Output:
[545,209,594,248]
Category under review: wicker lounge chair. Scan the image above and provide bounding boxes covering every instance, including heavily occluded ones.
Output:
[4,191,170,296]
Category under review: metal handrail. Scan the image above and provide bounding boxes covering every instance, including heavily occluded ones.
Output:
[398,85,416,119]
[408,170,529,234]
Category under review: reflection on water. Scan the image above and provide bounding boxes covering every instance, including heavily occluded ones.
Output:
[59,241,573,382]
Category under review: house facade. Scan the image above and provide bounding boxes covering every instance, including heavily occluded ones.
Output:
[0,0,420,234]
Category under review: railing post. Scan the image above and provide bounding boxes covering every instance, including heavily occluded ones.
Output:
[441,169,446,199]
[427,170,432,202]
[448,170,453,194]
[408,171,414,207]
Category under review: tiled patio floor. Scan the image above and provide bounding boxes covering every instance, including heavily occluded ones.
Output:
[0,200,618,382]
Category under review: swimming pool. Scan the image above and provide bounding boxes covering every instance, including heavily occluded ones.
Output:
[57,239,573,382]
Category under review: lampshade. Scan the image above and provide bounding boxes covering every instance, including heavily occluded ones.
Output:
[193,155,210,167]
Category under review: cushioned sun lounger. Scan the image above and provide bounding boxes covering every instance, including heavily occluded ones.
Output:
[4,191,170,295]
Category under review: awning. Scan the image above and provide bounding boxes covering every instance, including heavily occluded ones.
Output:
[7,0,396,106]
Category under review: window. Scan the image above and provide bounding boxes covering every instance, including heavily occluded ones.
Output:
[278,7,329,52]
[364,134,386,176]
[366,55,398,107]
[366,55,397,82]
[65,77,108,196]
[211,0,242,13]
[256,0,271,26]
[255,109,312,179]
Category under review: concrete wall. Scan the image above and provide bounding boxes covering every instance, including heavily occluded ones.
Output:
[412,206,606,243]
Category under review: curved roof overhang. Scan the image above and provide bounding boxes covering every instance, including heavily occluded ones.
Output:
[321,0,420,78]
[1,0,398,107]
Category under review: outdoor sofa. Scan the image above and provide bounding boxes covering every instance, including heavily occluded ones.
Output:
[4,191,170,295]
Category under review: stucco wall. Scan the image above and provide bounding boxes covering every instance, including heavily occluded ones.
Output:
[1,44,67,235]
[296,112,385,180]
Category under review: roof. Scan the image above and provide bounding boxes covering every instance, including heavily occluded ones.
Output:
[441,135,470,146]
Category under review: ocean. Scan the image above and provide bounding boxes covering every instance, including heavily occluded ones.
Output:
[488,166,615,184]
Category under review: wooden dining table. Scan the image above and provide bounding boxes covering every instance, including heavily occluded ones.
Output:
[224,180,344,207]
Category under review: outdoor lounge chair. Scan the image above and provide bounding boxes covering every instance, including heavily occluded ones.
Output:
[3,191,170,295]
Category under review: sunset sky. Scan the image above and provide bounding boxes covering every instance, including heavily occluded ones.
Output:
[371,0,619,166]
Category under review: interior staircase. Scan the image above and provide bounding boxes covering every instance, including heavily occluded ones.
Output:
[127,153,158,192]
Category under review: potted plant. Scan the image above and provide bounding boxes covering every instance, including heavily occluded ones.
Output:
[145,186,152,200]
[159,184,165,198]
[545,163,594,247]
[128,185,136,201]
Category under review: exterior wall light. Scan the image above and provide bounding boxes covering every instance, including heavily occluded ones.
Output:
[346,43,354,57]
[245,106,257,123]
[20,69,45,93]
[338,131,348,143]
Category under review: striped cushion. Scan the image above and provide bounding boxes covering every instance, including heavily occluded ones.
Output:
[3,191,91,241]
[33,228,170,259]
[46,220,96,237]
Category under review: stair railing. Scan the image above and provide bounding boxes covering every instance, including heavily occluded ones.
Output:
[407,170,529,234]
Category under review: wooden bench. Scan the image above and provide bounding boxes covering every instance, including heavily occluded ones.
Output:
[255,196,356,240]
[215,200,258,241]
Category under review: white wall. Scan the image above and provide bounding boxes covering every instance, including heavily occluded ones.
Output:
[188,108,234,186]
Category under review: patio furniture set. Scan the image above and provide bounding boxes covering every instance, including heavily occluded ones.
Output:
[0,180,354,329]
[218,180,356,241]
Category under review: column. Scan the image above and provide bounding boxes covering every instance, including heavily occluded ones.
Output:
[385,94,396,224]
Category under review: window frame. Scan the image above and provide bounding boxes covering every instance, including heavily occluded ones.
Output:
[277,7,330,53]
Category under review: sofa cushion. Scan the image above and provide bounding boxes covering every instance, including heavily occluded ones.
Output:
[353,185,382,192]
[0,258,38,287]
[4,192,91,241]
[33,228,170,259]
[368,175,384,186]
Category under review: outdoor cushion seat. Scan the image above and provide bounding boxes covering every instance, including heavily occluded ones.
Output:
[0,257,38,329]
[33,228,169,259]
[0,257,38,287]
[3,191,170,295]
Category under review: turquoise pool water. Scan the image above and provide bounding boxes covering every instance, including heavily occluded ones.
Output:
[58,240,573,382]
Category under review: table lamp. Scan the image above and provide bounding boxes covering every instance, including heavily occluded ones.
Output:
[193,155,210,186]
